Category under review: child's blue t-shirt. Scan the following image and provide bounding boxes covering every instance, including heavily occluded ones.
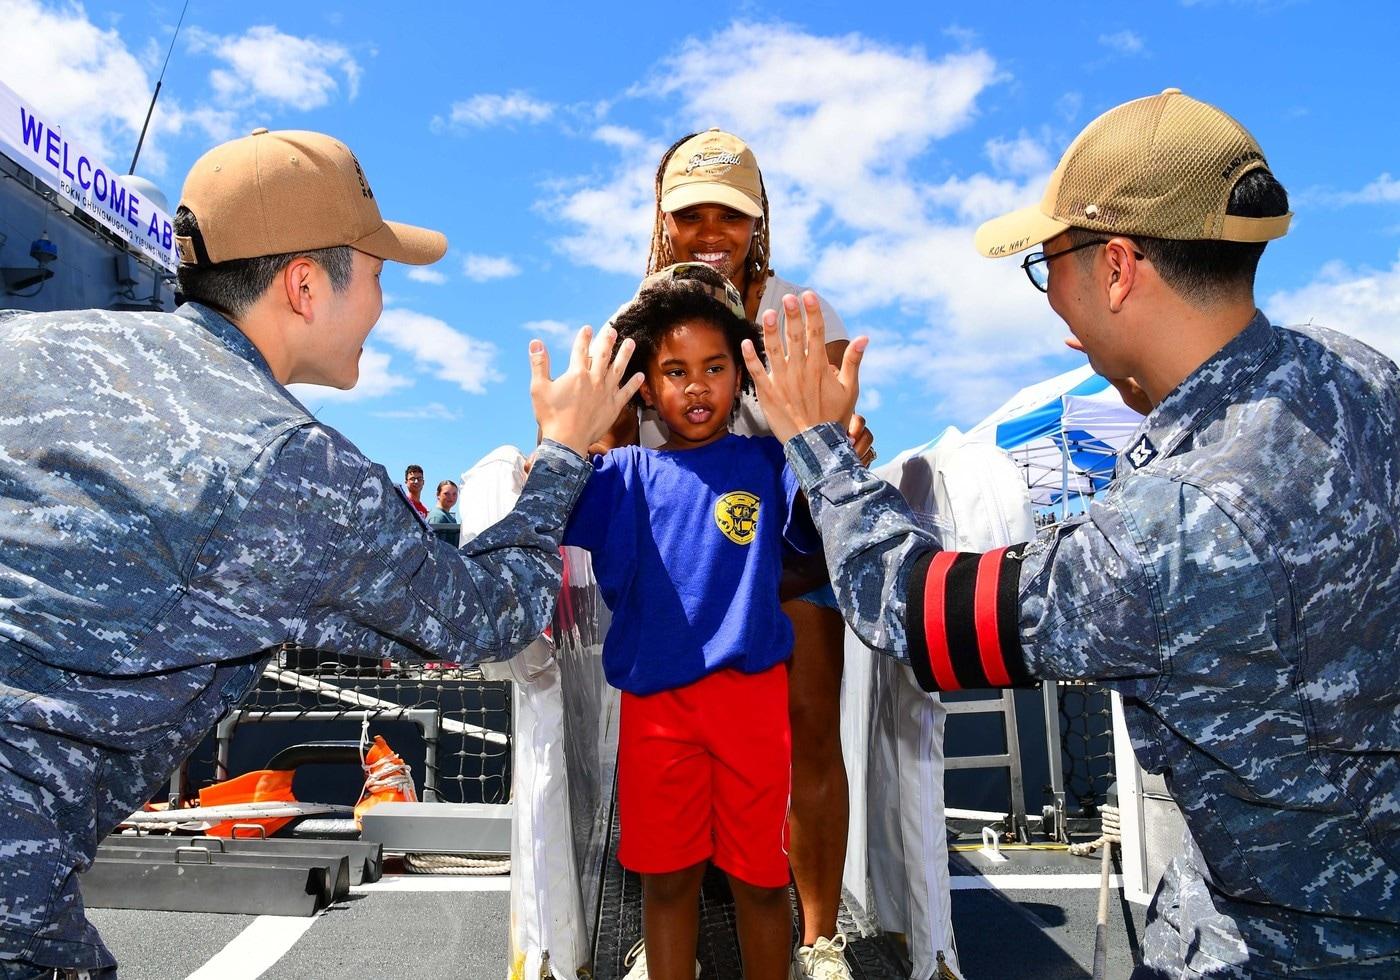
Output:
[562,433,817,696]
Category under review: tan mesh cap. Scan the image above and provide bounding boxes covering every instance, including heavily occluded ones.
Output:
[975,89,1291,258]
[176,128,447,266]
[660,128,764,218]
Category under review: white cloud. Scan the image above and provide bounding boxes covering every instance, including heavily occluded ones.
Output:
[542,129,665,275]
[373,309,503,394]
[435,91,554,129]
[543,23,1075,419]
[188,24,361,111]
[811,228,1065,421]
[289,345,413,404]
[985,134,1051,176]
[1301,173,1400,208]
[371,402,463,421]
[0,4,366,175]
[407,267,448,285]
[549,23,1004,278]
[593,124,646,150]
[648,23,1001,247]
[0,0,234,174]
[1098,30,1145,55]
[540,127,660,275]
[462,253,522,282]
[522,319,576,340]
[1266,254,1400,364]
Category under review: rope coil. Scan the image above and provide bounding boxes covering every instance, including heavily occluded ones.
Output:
[1068,803,1120,856]
[402,852,511,876]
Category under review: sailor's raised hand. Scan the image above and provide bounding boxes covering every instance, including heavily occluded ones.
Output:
[741,291,867,444]
[529,325,643,457]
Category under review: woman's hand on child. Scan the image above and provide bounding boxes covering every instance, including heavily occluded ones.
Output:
[529,325,644,458]
[848,413,876,466]
[741,291,867,444]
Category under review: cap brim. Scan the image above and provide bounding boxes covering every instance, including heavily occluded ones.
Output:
[660,182,763,218]
[974,205,1070,258]
[351,220,448,266]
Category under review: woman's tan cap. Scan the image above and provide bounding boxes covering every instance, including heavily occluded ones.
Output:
[659,128,765,218]
[176,128,447,266]
[975,89,1292,258]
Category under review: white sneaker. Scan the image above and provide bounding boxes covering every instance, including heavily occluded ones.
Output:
[791,933,852,980]
[623,939,701,979]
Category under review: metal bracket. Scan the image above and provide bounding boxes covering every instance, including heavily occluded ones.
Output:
[978,826,1009,864]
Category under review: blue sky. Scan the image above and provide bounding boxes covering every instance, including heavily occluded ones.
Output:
[4,0,1398,496]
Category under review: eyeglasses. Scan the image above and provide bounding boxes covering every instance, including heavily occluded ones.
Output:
[1020,239,1109,292]
[1021,239,1146,292]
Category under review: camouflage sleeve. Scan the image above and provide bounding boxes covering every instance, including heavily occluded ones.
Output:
[1016,477,1261,698]
[287,432,589,663]
[900,475,1202,694]
[785,423,1185,694]
[784,422,942,660]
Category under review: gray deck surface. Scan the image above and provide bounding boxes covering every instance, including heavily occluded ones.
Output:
[91,884,511,979]
[90,837,1145,978]
[949,847,1146,979]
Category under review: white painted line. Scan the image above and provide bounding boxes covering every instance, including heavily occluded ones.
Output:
[951,873,1123,891]
[185,914,319,980]
[352,874,511,893]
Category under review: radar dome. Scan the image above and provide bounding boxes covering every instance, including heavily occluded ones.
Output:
[124,175,171,215]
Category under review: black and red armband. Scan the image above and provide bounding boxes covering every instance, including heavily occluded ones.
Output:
[905,547,1033,692]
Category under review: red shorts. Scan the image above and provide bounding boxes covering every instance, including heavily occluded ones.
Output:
[617,665,792,888]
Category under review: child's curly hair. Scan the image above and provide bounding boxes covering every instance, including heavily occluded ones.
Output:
[607,264,764,408]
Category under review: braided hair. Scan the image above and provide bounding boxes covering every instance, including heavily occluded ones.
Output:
[645,132,773,300]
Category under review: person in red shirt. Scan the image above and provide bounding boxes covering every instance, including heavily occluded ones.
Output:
[401,463,428,518]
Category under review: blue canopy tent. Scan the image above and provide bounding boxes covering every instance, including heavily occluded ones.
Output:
[964,365,1143,515]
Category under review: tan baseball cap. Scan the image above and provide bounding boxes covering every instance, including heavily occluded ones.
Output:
[176,128,447,266]
[975,89,1291,258]
[659,128,765,218]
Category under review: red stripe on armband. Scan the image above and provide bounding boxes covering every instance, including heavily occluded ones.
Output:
[974,547,1013,686]
[922,551,962,692]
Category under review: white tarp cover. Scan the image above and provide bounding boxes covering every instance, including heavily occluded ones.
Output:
[843,429,1035,979]
[457,447,588,980]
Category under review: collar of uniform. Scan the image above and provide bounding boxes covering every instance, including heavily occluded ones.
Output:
[1115,311,1280,477]
[174,302,278,382]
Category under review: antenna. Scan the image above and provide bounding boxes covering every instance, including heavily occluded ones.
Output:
[129,0,192,175]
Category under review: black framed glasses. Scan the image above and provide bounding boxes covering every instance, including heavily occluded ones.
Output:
[1021,239,1109,292]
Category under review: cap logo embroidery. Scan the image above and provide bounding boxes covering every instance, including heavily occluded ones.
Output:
[1220,150,1264,179]
[685,151,742,175]
[1127,434,1158,469]
[350,154,374,199]
[986,236,1029,257]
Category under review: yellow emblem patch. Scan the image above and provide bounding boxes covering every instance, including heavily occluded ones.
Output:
[714,490,760,545]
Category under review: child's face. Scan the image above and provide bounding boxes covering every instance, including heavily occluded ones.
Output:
[640,318,741,450]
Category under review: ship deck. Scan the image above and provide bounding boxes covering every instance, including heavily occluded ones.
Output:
[92,823,1146,979]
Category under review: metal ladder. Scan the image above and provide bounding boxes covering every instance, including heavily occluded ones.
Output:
[943,689,1032,843]
[944,683,1070,844]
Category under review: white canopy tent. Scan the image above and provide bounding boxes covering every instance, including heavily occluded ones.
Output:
[964,365,1144,512]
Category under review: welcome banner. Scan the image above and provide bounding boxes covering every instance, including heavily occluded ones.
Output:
[0,79,177,272]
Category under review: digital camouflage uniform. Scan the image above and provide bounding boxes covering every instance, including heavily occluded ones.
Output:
[787,313,1400,977]
[0,303,588,977]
